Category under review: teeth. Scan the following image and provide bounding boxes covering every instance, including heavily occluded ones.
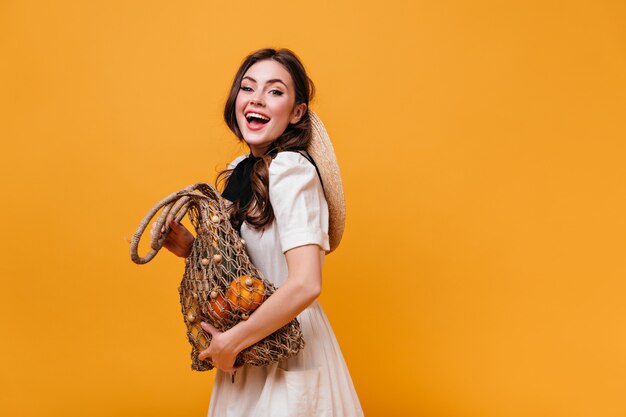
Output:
[246,112,270,121]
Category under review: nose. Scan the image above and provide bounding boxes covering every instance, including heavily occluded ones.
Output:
[250,94,264,106]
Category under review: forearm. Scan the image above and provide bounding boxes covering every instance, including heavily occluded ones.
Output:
[225,245,322,354]
[229,278,318,353]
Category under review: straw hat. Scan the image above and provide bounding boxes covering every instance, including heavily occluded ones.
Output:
[307,111,345,253]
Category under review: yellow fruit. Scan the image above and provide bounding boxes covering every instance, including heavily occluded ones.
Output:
[226,276,265,312]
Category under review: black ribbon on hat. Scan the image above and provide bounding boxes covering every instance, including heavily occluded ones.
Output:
[221,153,261,210]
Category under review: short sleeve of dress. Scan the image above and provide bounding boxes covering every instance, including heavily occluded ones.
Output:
[269,152,330,253]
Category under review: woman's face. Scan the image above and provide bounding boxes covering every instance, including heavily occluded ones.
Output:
[235,59,306,156]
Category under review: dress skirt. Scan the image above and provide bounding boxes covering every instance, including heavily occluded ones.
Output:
[208,301,363,417]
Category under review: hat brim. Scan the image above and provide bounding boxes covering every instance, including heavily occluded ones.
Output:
[307,111,345,253]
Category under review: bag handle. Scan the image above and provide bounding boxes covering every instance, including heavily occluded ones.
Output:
[129,183,224,264]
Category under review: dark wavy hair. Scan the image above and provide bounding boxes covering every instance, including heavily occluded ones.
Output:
[217,48,315,230]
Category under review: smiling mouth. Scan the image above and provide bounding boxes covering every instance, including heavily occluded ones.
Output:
[245,112,270,125]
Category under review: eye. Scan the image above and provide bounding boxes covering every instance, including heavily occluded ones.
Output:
[240,86,253,92]
[269,89,284,96]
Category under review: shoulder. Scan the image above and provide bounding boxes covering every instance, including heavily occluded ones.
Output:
[268,151,326,210]
[269,151,317,179]
[267,151,330,253]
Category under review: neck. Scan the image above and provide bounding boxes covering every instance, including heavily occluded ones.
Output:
[248,144,270,157]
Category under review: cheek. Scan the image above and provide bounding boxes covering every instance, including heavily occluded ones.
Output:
[273,101,294,121]
[235,94,246,114]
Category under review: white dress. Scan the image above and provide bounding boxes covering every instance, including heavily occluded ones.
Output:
[208,151,364,417]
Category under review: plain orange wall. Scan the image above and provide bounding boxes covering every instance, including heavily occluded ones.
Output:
[1,1,625,416]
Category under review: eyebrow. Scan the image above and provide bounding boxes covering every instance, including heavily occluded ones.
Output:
[242,76,288,88]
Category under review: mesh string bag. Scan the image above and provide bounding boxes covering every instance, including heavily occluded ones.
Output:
[130,183,305,371]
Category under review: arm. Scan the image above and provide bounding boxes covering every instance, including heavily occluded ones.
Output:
[199,243,322,371]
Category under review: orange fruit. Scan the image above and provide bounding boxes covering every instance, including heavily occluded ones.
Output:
[226,276,266,312]
[206,293,231,323]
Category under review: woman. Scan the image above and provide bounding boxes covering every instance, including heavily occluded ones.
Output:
[158,48,363,417]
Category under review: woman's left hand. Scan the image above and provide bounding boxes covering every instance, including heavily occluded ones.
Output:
[198,322,242,372]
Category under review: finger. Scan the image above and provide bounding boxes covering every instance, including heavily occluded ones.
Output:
[169,217,184,232]
[201,321,218,335]
[198,349,211,361]
[198,345,214,361]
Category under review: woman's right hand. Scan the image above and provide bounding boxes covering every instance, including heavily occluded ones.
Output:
[150,216,195,258]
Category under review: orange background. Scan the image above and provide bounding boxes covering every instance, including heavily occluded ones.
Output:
[1,1,625,416]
